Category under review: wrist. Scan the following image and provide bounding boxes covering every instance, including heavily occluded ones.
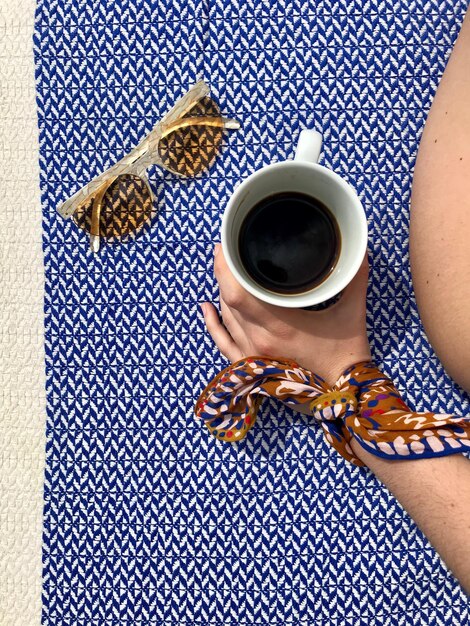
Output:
[350,437,440,483]
[349,438,415,476]
[301,338,371,385]
[350,438,381,468]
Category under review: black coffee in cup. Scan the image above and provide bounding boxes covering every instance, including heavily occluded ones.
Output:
[238,191,341,294]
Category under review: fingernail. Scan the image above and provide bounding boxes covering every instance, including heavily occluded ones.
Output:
[200,302,207,314]
[214,243,221,257]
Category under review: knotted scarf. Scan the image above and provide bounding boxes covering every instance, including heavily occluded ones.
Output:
[195,357,470,466]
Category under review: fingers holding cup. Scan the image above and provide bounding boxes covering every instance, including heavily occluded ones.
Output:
[200,302,243,363]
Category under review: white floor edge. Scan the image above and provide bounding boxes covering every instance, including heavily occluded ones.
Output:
[0,2,46,624]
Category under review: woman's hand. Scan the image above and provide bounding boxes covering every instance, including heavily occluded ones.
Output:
[201,244,371,385]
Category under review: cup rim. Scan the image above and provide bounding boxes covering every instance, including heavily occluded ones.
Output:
[221,160,368,308]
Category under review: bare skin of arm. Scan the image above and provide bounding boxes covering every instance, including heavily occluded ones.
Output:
[202,245,470,594]
[350,440,470,594]
[410,10,470,391]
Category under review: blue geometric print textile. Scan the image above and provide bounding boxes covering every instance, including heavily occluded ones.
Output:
[34,0,470,624]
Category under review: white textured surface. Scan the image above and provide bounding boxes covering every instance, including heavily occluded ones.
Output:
[0,1,45,625]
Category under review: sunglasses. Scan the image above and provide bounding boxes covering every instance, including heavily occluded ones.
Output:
[58,81,241,253]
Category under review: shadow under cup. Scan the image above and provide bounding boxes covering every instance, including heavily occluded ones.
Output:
[222,161,368,309]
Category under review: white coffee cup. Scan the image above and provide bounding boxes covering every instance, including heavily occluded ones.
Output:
[221,130,368,308]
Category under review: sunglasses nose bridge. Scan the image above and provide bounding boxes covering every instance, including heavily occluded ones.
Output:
[129,126,165,174]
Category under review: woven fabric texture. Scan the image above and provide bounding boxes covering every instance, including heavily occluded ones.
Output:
[34,0,470,624]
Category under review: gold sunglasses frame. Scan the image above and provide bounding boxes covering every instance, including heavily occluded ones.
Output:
[58,80,240,252]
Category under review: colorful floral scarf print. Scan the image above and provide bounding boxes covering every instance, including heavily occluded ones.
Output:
[195,357,470,466]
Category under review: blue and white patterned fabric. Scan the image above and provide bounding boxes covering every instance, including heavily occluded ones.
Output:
[34,0,470,623]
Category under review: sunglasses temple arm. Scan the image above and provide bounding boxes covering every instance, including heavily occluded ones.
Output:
[159,116,242,140]
[221,117,241,130]
[89,178,115,253]
[136,114,242,174]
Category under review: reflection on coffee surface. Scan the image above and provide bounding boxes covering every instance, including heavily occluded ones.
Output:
[238,192,341,294]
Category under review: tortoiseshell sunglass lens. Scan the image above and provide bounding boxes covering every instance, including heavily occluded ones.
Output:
[72,174,153,241]
[157,96,224,177]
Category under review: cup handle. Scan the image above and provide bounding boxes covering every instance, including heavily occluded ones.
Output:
[294,129,322,164]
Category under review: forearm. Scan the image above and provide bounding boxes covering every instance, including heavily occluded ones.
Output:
[351,438,470,594]
[409,10,470,389]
